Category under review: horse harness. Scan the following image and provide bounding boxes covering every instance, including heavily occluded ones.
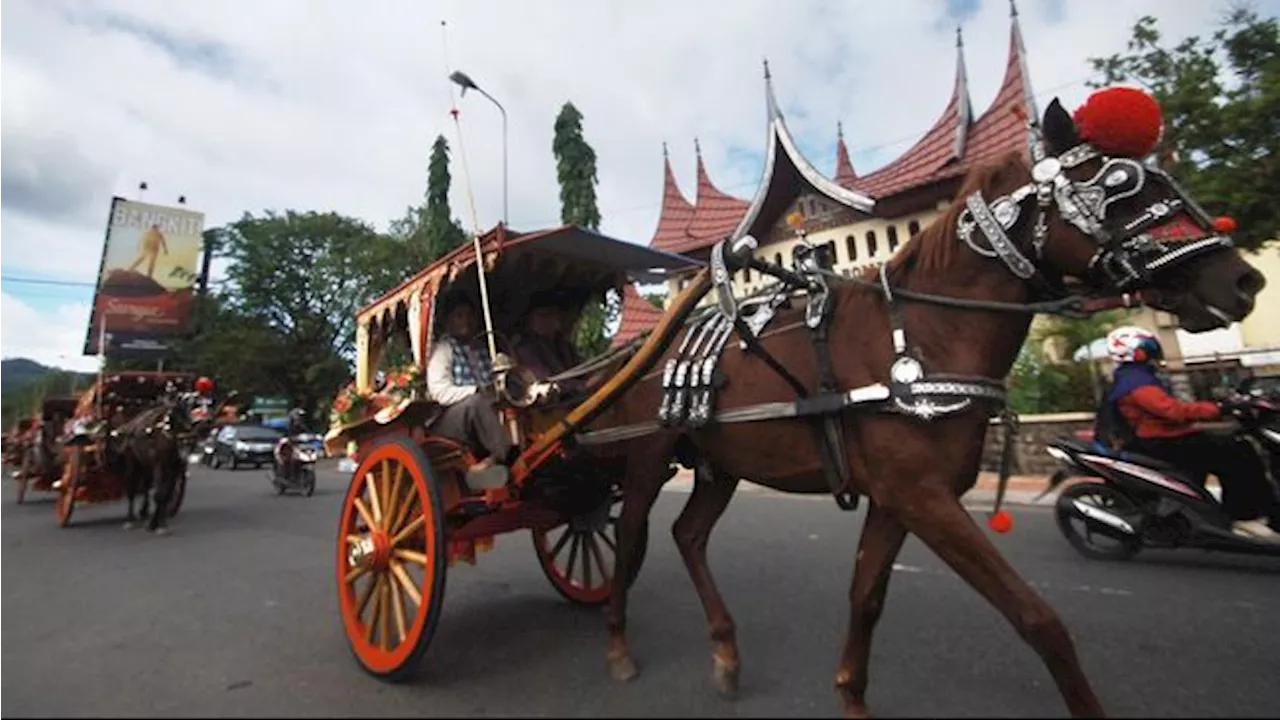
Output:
[575,114,1238,515]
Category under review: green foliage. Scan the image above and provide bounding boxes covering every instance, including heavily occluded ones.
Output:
[209,210,399,412]
[1,369,94,430]
[388,134,468,272]
[1088,7,1280,251]
[1007,344,1101,415]
[552,102,601,230]
[644,292,667,309]
[552,100,611,356]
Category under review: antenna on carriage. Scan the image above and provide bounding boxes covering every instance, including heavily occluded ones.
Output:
[440,19,500,365]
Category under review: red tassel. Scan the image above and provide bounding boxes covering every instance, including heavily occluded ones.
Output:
[1213,216,1237,234]
[988,510,1014,534]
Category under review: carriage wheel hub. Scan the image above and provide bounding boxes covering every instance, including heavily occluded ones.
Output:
[349,532,392,572]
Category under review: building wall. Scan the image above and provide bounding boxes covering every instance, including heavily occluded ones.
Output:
[663,196,951,305]
[1239,241,1280,349]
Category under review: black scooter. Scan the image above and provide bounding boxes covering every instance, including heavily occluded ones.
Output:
[1042,388,1280,561]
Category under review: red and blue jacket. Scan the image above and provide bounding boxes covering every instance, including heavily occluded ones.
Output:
[1109,363,1220,439]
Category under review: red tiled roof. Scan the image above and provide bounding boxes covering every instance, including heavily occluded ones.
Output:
[962,26,1035,170]
[649,149,698,253]
[611,283,665,349]
[834,123,857,185]
[683,148,750,246]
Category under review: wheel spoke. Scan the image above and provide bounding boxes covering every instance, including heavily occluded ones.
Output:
[596,528,616,552]
[549,526,573,561]
[364,575,385,643]
[356,574,378,619]
[353,498,377,533]
[345,534,363,546]
[393,548,428,566]
[382,463,405,532]
[365,471,383,527]
[390,559,422,607]
[390,577,408,645]
[378,578,391,651]
[565,533,581,586]
[344,563,370,585]
[389,492,419,537]
[582,533,593,588]
[391,514,425,547]
[586,533,611,585]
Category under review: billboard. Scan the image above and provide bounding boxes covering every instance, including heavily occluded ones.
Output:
[83,197,207,356]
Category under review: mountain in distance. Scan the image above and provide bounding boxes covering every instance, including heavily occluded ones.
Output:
[2,358,95,391]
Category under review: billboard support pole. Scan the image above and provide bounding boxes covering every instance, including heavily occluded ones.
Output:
[97,312,107,419]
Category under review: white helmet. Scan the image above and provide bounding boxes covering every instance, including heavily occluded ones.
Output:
[1106,326,1163,365]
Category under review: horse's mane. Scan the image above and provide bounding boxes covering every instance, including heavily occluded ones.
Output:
[870,151,1029,282]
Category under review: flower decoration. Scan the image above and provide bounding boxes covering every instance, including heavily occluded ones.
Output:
[1072,86,1163,159]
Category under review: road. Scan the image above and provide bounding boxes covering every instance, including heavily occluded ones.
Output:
[3,461,1278,718]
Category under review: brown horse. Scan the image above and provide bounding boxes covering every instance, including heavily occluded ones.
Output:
[588,98,1265,717]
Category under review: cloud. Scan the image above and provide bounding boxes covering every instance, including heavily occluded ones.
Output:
[0,292,100,372]
[1,0,1273,365]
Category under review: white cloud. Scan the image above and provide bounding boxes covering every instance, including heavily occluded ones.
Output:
[0,292,101,372]
[1,0,1267,365]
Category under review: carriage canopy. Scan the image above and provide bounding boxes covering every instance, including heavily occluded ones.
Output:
[353,223,699,393]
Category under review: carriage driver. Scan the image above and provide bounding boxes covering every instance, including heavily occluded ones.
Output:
[425,291,514,489]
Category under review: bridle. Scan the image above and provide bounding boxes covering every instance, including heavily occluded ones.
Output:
[955,111,1235,299]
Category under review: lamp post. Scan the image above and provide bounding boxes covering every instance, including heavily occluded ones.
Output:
[449,70,508,227]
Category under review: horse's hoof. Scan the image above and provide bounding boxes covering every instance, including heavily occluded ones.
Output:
[608,654,639,682]
[843,702,871,719]
[713,656,739,699]
[152,527,172,537]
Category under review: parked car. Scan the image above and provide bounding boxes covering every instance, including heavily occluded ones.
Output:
[210,424,284,470]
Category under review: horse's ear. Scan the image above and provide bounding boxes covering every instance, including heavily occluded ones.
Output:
[1041,98,1081,156]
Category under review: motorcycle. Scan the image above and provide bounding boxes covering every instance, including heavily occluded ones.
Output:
[1041,385,1280,561]
[268,433,319,497]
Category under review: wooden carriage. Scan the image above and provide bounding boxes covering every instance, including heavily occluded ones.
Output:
[327,223,706,678]
[53,371,197,527]
[9,397,80,504]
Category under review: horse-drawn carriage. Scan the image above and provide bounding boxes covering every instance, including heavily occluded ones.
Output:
[54,371,200,527]
[10,397,80,504]
[325,224,700,676]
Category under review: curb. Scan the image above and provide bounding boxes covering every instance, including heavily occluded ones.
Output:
[659,473,1061,508]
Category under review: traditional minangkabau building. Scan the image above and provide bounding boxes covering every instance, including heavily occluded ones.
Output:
[635,5,1038,311]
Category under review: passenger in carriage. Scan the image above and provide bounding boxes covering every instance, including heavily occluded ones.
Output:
[425,291,514,488]
[513,290,586,396]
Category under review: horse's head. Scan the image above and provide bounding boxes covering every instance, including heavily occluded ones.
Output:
[962,87,1264,332]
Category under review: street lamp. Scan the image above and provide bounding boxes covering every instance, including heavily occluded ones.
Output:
[449,70,508,227]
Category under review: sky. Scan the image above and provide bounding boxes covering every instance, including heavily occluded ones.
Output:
[3,0,1274,372]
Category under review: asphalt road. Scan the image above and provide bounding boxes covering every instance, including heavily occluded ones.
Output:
[3,461,1278,718]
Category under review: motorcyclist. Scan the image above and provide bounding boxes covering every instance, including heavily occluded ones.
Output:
[1102,326,1280,542]
[274,408,309,481]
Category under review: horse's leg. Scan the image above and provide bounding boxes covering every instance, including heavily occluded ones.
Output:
[148,465,172,536]
[605,448,669,682]
[671,463,741,698]
[890,485,1104,718]
[834,502,907,719]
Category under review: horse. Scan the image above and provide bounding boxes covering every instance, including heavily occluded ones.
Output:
[112,393,199,535]
[588,95,1266,718]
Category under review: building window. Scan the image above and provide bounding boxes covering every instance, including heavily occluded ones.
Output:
[866,230,878,257]
[887,225,899,252]
[845,235,857,263]
[908,219,921,237]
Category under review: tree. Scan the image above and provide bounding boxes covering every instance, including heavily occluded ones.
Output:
[552,101,615,357]
[552,102,602,229]
[1088,6,1280,251]
[211,210,400,413]
[388,134,468,273]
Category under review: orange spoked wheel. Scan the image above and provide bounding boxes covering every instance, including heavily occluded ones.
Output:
[532,490,647,607]
[337,435,446,681]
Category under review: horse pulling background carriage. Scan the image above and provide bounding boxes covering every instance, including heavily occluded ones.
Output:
[54,370,204,528]
[324,223,700,677]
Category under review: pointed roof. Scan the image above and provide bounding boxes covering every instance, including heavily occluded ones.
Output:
[611,282,666,349]
[648,142,698,253]
[834,122,858,186]
[848,27,974,199]
[733,60,875,241]
[961,0,1040,169]
[684,138,751,244]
